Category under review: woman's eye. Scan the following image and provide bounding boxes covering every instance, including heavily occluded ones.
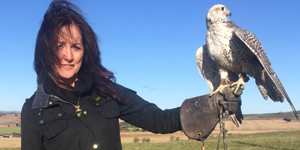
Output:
[73,46,81,50]
[57,45,63,49]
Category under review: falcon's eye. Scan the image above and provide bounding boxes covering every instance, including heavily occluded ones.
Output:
[221,7,225,11]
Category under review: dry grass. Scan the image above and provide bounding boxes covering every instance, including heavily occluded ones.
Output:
[0,138,20,149]
[121,119,300,143]
[0,115,20,125]
[122,130,300,150]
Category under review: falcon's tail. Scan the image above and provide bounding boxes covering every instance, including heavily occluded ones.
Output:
[255,71,299,120]
[228,106,243,128]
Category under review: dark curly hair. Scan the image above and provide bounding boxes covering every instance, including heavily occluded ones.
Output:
[34,0,122,101]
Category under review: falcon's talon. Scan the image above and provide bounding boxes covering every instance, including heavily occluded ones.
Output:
[230,77,245,94]
[210,84,230,96]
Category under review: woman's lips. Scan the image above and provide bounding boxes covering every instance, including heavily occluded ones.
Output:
[62,64,74,70]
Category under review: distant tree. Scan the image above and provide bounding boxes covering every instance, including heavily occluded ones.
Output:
[170,136,175,141]
[14,114,18,117]
[133,137,140,143]
[142,138,150,143]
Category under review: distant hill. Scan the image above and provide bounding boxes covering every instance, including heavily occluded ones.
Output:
[244,110,300,120]
[0,111,20,117]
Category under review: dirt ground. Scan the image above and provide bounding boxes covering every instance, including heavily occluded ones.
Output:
[0,114,20,124]
[1,119,299,148]
[0,137,21,148]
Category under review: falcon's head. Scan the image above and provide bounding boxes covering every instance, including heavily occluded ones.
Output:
[206,4,231,23]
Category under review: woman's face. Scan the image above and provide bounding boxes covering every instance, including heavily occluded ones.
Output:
[55,24,84,87]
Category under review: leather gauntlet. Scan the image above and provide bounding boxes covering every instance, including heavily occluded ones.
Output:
[180,85,243,141]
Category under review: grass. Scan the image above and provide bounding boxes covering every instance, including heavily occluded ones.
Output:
[1,130,299,150]
[122,130,300,150]
[0,127,20,136]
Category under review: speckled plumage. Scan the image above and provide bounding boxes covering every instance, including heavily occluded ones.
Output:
[196,4,298,120]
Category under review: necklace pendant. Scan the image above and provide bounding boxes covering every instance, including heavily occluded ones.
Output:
[77,112,82,117]
[75,105,83,116]
[75,105,82,112]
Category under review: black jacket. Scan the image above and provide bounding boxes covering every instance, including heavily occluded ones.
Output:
[21,84,182,150]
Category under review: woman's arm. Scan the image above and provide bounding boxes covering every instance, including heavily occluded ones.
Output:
[117,85,181,134]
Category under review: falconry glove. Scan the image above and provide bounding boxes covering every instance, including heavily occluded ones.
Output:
[180,85,243,141]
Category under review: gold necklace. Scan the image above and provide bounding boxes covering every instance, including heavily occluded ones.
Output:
[52,97,83,116]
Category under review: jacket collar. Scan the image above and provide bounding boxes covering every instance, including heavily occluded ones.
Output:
[32,83,62,109]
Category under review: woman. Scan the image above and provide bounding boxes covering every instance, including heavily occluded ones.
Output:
[21,1,242,150]
[21,1,181,149]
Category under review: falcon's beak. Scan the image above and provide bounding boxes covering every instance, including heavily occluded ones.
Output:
[226,10,231,17]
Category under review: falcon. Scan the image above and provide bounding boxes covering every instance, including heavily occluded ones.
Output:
[196,4,299,120]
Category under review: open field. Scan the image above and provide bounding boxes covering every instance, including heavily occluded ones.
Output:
[122,130,300,150]
[0,138,20,149]
[1,130,299,150]
[121,119,300,143]
[0,114,20,125]
[0,127,20,136]
[1,118,299,148]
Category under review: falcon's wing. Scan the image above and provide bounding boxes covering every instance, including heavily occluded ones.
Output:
[233,28,299,120]
[196,44,220,92]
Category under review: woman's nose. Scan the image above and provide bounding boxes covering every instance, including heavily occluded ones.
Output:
[62,48,73,62]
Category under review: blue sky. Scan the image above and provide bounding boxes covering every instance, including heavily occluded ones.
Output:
[0,0,299,115]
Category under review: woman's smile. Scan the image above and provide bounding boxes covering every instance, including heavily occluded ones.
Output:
[62,64,75,70]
